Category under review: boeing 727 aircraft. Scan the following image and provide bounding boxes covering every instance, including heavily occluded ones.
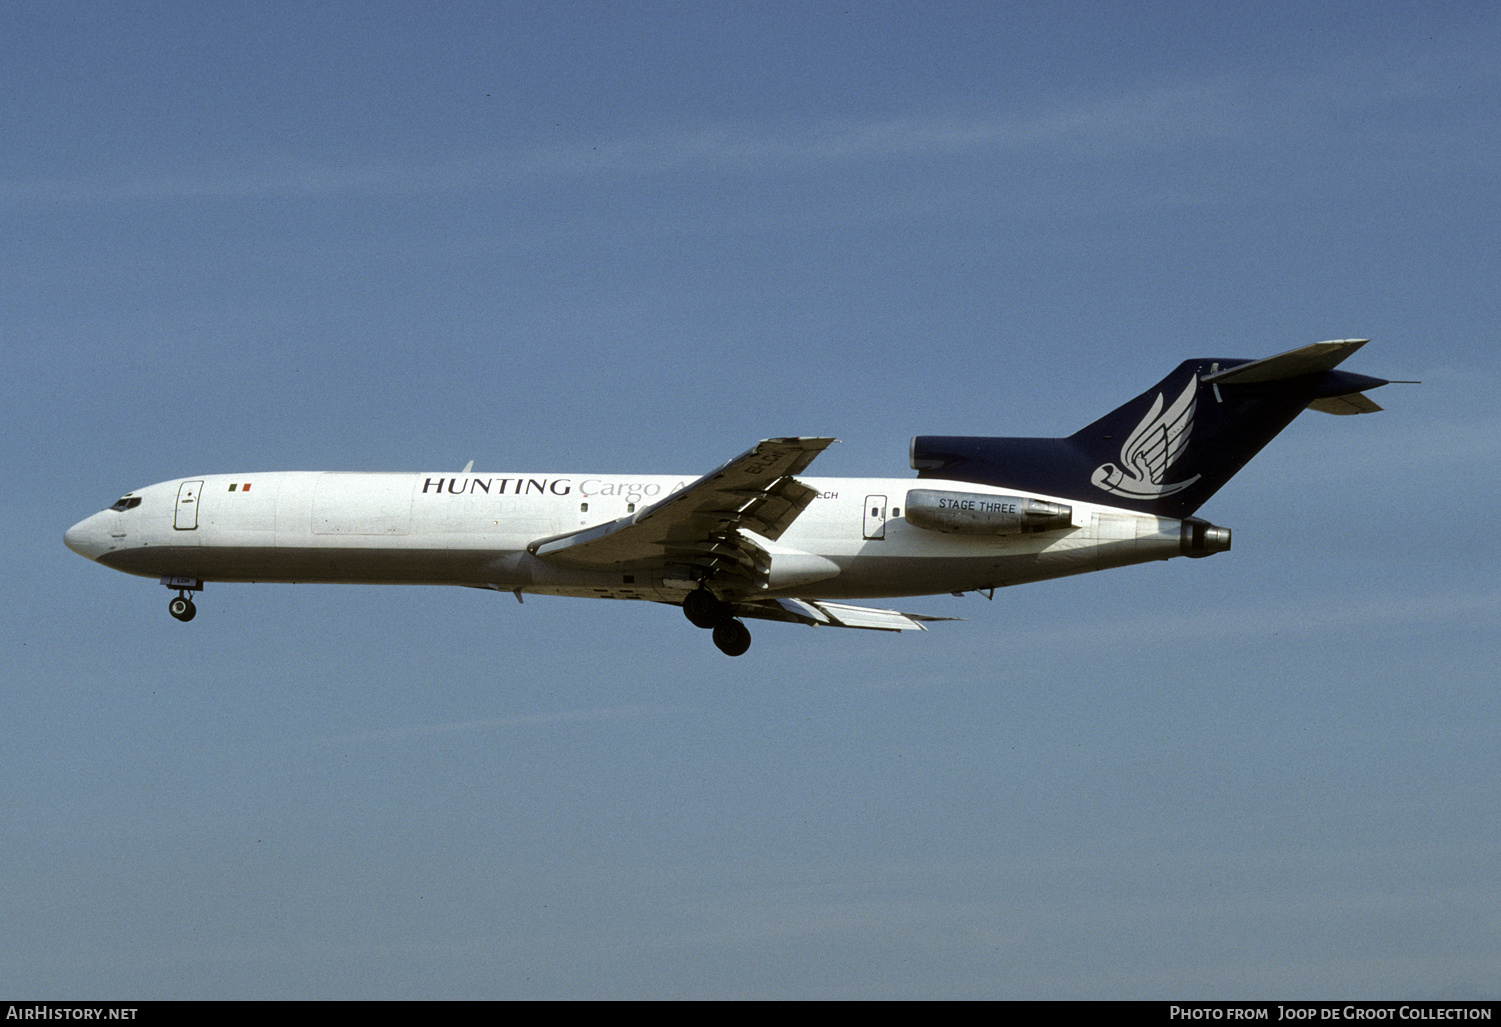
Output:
[65,340,1398,655]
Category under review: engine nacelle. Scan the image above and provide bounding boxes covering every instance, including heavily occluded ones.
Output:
[905,489,1072,535]
[1180,517,1232,558]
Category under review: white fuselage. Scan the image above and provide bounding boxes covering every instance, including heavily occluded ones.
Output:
[65,470,1201,602]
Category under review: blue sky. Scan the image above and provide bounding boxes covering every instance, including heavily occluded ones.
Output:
[5,1,1499,999]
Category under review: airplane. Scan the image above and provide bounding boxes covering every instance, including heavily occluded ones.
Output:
[64,339,1400,656]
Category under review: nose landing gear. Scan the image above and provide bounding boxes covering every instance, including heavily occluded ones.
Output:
[168,594,197,622]
[160,576,202,623]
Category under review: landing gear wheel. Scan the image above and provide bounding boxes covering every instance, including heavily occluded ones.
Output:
[683,588,728,629]
[168,596,197,622]
[712,618,751,657]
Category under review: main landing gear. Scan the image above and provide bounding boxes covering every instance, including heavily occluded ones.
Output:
[682,588,752,657]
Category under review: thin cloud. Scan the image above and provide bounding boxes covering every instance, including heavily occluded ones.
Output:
[9,50,1487,212]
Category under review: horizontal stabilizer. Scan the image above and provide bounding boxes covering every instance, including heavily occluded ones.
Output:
[1202,339,1368,384]
[1307,392,1383,415]
[738,597,961,632]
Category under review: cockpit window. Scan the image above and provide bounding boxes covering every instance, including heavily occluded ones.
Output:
[109,496,141,512]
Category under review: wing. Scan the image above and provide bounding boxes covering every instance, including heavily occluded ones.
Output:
[527,437,836,592]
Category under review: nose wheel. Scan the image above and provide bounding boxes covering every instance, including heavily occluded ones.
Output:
[168,593,197,622]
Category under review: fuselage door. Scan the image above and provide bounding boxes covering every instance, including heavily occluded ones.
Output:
[174,480,204,530]
[863,494,887,540]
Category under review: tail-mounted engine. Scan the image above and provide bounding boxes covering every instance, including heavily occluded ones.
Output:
[1181,517,1232,558]
[905,489,1072,536]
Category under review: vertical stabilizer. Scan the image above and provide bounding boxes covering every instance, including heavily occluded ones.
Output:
[911,340,1390,518]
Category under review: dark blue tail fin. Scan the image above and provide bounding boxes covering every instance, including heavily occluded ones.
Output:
[910,340,1391,518]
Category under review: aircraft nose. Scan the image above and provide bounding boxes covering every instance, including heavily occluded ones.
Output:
[64,515,108,561]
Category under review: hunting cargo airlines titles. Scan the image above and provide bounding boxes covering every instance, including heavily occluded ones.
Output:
[65,340,1400,656]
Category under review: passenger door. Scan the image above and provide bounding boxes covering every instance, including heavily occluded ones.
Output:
[174,481,203,530]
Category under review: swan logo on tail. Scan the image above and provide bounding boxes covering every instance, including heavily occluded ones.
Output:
[1090,375,1202,499]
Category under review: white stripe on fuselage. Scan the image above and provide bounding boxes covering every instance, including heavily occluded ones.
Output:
[77,471,1192,600]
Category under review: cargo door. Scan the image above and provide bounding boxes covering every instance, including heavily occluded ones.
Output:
[174,480,204,530]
